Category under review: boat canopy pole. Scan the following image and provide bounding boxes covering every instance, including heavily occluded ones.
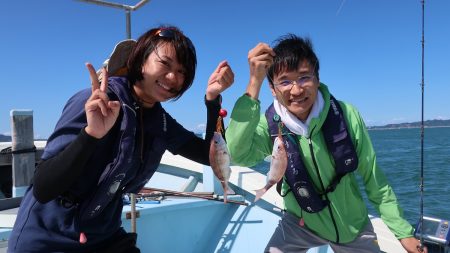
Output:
[76,0,150,39]
[418,0,425,251]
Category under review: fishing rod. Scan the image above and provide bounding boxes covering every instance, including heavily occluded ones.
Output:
[140,187,249,206]
[418,0,425,251]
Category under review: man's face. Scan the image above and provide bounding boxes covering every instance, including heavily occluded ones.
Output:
[270,60,319,121]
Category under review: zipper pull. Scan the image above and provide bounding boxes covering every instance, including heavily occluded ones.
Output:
[133,102,140,111]
[299,218,305,227]
[79,232,87,244]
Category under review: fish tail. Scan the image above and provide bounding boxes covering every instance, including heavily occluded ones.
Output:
[226,186,235,195]
[220,179,235,204]
[254,188,267,202]
[221,181,230,204]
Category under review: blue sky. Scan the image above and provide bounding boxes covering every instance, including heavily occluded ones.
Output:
[1,0,449,139]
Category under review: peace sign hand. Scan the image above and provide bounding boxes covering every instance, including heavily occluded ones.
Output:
[84,63,121,139]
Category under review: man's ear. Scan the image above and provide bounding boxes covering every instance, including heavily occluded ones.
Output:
[269,84,277,97]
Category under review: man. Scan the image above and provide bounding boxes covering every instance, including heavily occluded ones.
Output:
[225,35,426,253]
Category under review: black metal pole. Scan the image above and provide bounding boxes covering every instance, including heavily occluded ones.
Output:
[419,0,425,251]
[126,9,131,39]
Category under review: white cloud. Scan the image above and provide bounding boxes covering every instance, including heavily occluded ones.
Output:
[194,123,206,133]
[364,119,388,127]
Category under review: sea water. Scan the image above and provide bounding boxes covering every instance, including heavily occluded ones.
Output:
[368,127,450,225]
[251,127,450,226]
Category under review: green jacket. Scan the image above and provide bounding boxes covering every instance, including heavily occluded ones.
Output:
[225,83,414,243]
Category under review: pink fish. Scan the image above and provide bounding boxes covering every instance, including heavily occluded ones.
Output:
[209,132,235,203]
[255,136,287,202]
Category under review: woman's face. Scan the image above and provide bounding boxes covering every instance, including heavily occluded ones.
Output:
[134,42,186,106]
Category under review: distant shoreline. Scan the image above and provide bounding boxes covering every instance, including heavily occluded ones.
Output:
[2,120,450,141]
[367,119,450,131]
[368,125,450,131]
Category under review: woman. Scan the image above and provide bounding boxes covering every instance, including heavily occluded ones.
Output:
[8,25,234,252]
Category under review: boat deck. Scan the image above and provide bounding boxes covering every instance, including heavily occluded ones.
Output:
[159,151,407,253]
[0,150,407,252]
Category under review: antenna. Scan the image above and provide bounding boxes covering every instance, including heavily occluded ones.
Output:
[419,0,425,251]
[77,0,150,39]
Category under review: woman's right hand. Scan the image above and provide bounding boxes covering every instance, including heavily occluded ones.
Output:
[84,63,121,139]
[246,43,275,99]
[206,60,234,101]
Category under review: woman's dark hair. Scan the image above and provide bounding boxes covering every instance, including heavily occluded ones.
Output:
[127,25,197,100]
[267,34,320,86]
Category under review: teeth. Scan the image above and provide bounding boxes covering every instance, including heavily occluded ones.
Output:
[158,81,171,91]
[291,97,306,103]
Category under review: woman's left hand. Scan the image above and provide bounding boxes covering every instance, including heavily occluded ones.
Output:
[206,60,234,100]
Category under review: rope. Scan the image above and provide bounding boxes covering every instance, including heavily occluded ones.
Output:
[0,146,36,155]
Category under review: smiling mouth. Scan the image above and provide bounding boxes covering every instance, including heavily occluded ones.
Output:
[290,97,307,103]
[157,81,179,94]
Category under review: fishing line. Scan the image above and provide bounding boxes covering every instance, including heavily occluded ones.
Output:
[336,0,347,16]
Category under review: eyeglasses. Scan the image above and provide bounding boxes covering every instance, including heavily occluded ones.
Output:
[154,28,195,53]
[273,74,315,90]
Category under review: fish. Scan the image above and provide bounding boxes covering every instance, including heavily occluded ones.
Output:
[254,136,287,202]
[209,132,235,203]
